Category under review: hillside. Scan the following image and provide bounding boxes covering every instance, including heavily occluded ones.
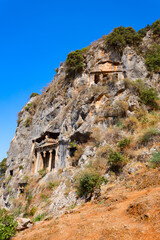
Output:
[0,20,160,239]
[13,168,160,240]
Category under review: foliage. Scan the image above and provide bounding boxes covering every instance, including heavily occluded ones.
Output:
[24,117,32,127]
[41,193,48,202]
[140,87,158,105]
[105,26,141,54]
[150,151,160,168]
[6,175,11,183]
[144,44,160,73]
[38,169,47,178]
[26,191,32,205]
[25,103,33,111]
[29,206,37,216]
[54,67,59,73]
[17,111,22,126]
[24,191,32,217]
[76,170,107,198]
[151,19,160,37]
[29,93,39,98]
[139,128,159,146]
[70,145,84,167]
[124,78,158,107]
[117,138,131,151]
[108,150,125,173]
[19,165,23,170]
[17,118,22,126]
[138,24,151,38]
[32,214,45,223]
[124,78,145,94]
[48,181,59,190]
[113,100,128,118]
[0,158,7,177]
[0,208,17,240]
[69,140,77,148]
[66,49,85,78]
[108,150,124,164]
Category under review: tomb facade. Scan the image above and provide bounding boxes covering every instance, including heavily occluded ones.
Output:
[30,131,69,175]
[31,132,59,174]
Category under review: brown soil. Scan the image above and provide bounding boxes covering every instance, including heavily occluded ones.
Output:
[13,169,160,240]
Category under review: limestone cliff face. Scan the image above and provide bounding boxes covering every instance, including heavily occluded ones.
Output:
[0,31,160,215]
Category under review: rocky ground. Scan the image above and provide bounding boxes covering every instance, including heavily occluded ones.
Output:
[13,167,160,240]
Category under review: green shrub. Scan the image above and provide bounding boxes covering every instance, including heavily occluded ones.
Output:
[41,193,48,202]
[117,138,131,151]
[48,181,59,190]
[19,165,23,170]
[32,214,45,223]
[150,151,160,168]
[105,26,141,54]
[69,140,77,148]
[0,208,17,240]
[108,150,124,164]
[29,206,37,216]
[108,150,124,173]
[124,78,145,94]
[30,93,39,98]
[139,128,159,145]
[38,169,47,178]
[54,67,59,73]
[138,24,151,38]
[144,44,160,73]
[17,117,22,126]
[24,117,32,127]
[66,50,85,78]
[151,19,160,37]
[76,171,107,198]
[124,78,158,107]
[25,103,33,111]
[140,87,158,105]
[0,158,7,177]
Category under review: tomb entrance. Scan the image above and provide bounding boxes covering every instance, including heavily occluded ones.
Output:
[32,131,59,174]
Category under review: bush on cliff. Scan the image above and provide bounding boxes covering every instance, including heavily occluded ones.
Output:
[144,44,160,73]
[108,150,125,173]
[140,87,158,105]
[151,19,160,37]
[0,208,17,240]
[66,49,86,78]
[105,26,141,54]
[76,170,107,199]
[150,151,160,168]
[29,92,39,98]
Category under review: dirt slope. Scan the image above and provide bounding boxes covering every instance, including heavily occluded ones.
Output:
[13,169,160,240]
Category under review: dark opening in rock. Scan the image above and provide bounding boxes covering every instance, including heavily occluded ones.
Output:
[69,147,77,157]
[70,132,91,144]
[95,74,100,84]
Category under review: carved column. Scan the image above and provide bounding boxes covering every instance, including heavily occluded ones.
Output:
[55,147,58,169]
[35,151,40,174]
[43,151,46,158]
[48,150,52,172]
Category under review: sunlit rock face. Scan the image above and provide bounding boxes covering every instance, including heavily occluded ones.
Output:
[0,30,159,216]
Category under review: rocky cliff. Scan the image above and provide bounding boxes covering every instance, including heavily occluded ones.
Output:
[0,22,160,221]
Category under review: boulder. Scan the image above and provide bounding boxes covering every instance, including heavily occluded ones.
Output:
[16,217,33,231]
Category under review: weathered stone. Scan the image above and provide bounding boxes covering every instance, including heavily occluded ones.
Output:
[16,218,33,231]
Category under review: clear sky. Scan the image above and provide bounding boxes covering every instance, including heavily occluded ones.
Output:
[0,0,159,160]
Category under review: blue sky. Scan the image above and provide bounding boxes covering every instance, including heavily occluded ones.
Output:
[0,0,159,160]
